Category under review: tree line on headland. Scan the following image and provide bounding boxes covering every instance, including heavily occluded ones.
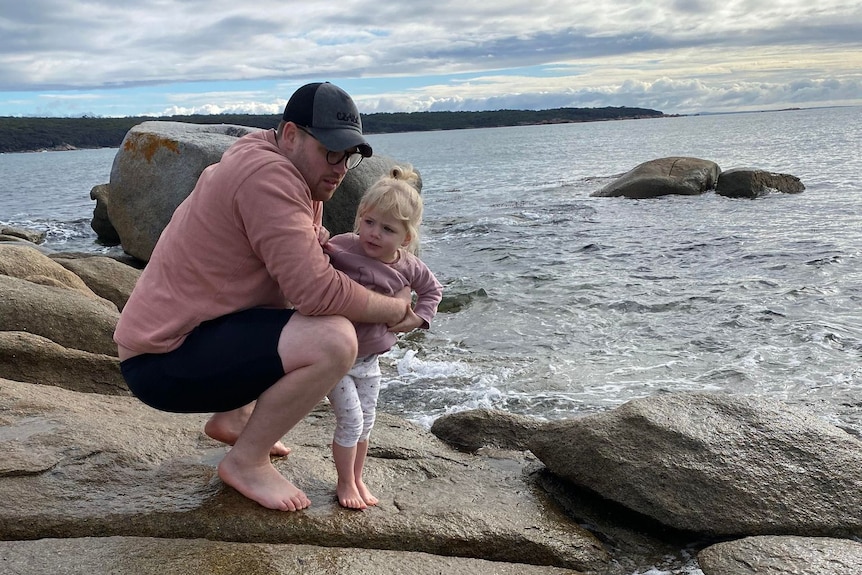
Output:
[0,106,666,153]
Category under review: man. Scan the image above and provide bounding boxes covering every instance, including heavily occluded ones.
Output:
[115,82,419,511]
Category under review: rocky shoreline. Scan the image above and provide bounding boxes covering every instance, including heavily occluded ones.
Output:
[4,232,862,574]
[1,121,857,574]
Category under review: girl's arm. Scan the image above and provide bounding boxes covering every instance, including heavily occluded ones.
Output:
[394,255,443,331]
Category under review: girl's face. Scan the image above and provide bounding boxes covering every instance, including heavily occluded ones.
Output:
[357,207,410,263]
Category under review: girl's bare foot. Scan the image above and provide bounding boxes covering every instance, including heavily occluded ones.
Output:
[336,479,367,510]
[205,412,291,457]
[217,452,309,511]
[355,478,378,506]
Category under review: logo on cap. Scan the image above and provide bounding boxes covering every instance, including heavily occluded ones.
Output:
[337,111,360,125]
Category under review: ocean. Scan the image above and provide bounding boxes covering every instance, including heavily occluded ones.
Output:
[2,106,861,574]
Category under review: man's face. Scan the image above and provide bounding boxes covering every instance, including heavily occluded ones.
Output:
[290,127,351,202]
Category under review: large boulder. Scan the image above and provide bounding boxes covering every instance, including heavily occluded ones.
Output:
[716,168,805,198]
[0,537,581,575]
[431,408,543,452]
[0,379,610,574]
[89,183,121,245]
[0,274,119,356]
[50,253,142,311]
[0,225,45,244]
[0,331,126,395]
[104,121,417,262]
[0,244,113,309]
[0,246,125,379]
[592,157,720,198]
[107,121,260,261]
[529,392,862,537]
[698,535,862,575]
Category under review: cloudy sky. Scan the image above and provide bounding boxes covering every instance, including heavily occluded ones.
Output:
[1,0,860,118]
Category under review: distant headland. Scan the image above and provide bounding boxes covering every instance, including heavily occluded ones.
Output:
[0,107,669,154]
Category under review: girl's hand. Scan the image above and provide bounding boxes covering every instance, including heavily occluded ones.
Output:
[317,225,331,246]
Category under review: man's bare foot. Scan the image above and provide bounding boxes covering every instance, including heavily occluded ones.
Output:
[217,453,310,511]
[336,479,367,510]
[355,478,379,506]
[205,413,291,457]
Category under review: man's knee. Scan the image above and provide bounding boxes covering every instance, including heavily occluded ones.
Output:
[277,314,357,373]
[321,316,358,369]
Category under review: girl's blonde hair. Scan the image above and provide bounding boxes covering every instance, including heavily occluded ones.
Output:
[354,165,423,254]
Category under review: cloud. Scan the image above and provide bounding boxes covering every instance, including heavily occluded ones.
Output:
[0,1,860,116]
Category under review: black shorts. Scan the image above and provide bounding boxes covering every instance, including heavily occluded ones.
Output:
[120,307,295,413]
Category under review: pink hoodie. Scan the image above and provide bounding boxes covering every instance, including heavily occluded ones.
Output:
[115,129,368,354]
[326,233,443,356]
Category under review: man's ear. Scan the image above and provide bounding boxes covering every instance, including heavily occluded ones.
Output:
[280,122,301,148]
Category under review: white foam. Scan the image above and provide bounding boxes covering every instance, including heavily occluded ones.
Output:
[391,348,470,380]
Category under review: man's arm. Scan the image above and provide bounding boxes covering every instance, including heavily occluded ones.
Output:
[351,286,414,327]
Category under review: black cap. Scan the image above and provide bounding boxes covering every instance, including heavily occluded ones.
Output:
[282,82,372,157]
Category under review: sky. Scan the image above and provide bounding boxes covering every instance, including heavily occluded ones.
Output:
[1,0,861,118]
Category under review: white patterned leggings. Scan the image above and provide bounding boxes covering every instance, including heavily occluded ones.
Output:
[327,354,382,448]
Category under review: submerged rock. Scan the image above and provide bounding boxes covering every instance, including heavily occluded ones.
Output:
[592,157,720,198]
[716,167,805,198]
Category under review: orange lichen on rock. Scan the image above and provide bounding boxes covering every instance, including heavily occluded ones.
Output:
[123,133,181,163]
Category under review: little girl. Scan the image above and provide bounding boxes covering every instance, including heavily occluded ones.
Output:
[324,165,443,509]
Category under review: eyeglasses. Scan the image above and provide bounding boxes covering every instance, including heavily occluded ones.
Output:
[297,126,364,170]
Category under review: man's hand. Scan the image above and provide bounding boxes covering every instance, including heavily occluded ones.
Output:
[394,285,412,305]
[388,287,420,332]
[388,306,422,333]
